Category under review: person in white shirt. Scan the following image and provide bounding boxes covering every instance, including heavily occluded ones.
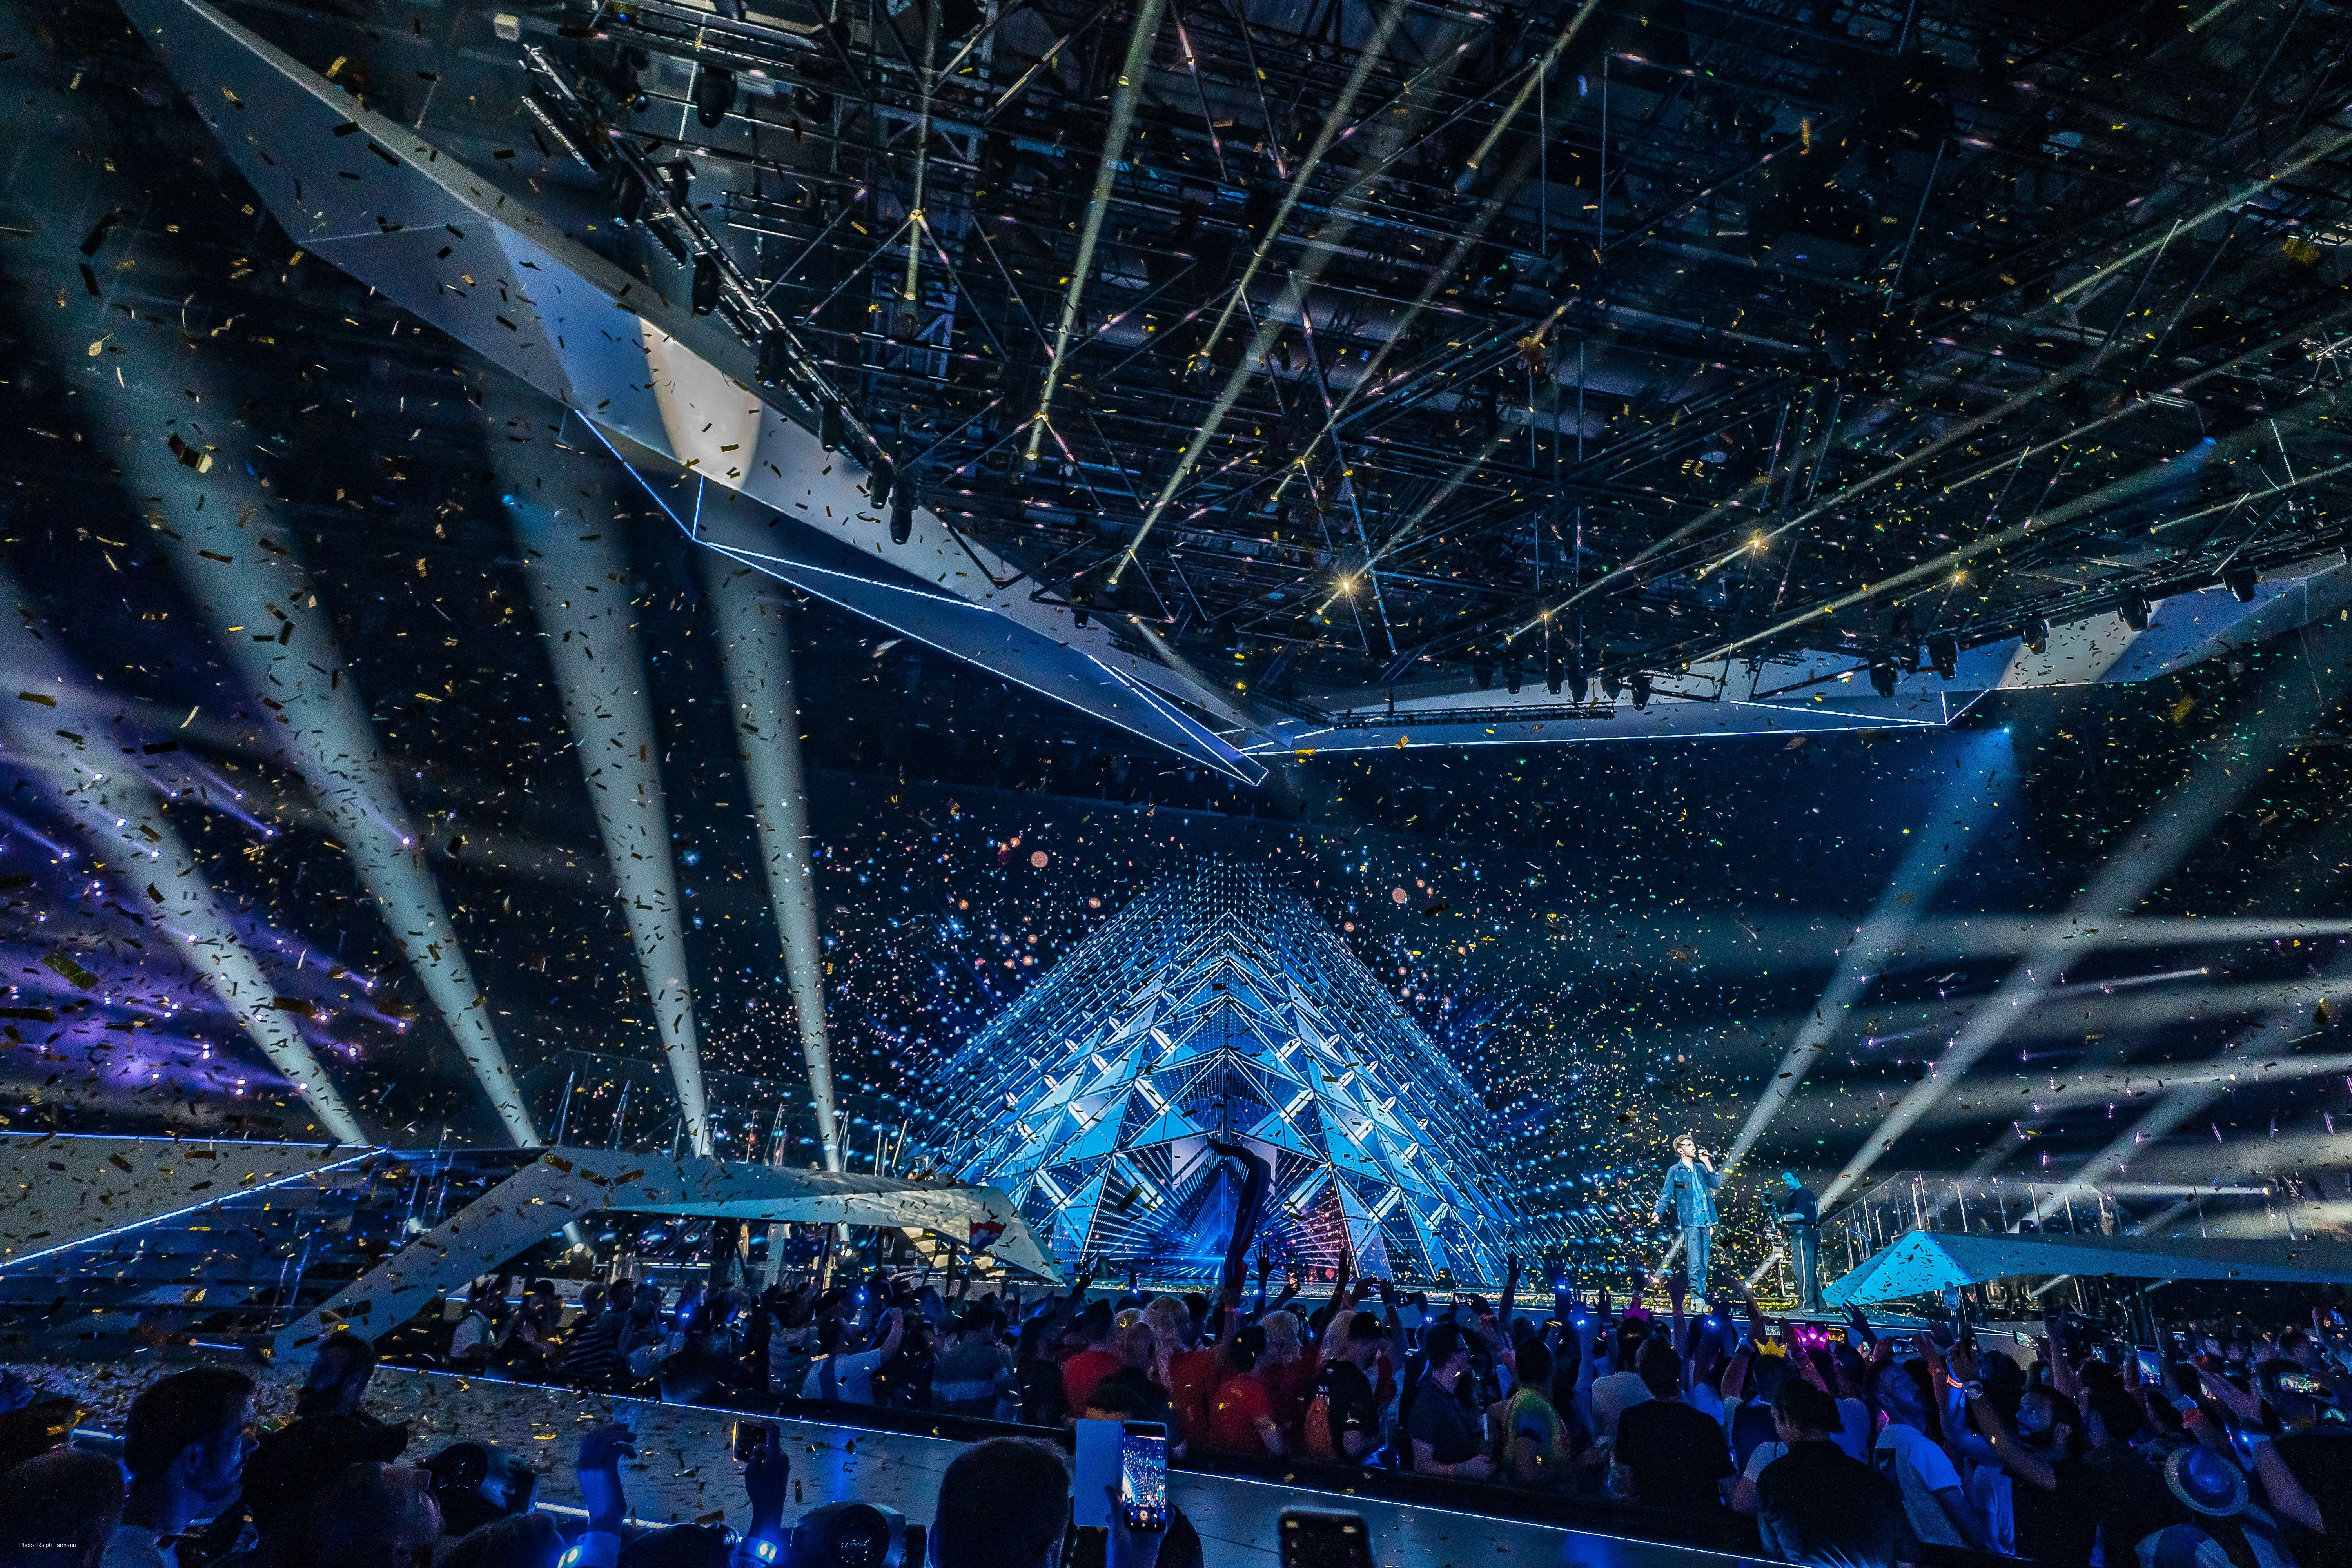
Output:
[105,1368,258,1568]
[1871,1358,1993,1552]
[1587,1323,1654,1442]
[801,1307,905,1403]
[446,1279,503,1367]
[1726,1434,1788,1516]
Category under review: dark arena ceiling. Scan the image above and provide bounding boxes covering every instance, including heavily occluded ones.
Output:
[1,0,2351,1274]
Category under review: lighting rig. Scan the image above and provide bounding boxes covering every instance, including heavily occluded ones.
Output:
[497,0,2352,712]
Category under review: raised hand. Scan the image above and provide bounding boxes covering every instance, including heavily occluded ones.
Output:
[741,1422,789,1535]
[577,1421,638,1534]
[1104,1485,1167,1568]
[2193,1359,2262,1424]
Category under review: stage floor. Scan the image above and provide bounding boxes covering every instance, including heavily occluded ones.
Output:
[360,1368,1769,1568]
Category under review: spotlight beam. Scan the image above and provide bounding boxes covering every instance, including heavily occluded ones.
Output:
[2046,947,2352,1220]
[1109,0,1422,577]
[1021,0,1167,466]
[504,474,711,1157]
[1724,729,2014,1170]
[1819,663,2341,1205]
[104,365,539,1147]
[1765,1047,2352,1140]
[1728,914,2352,970]
[701,559,842,1172]
[0,610,363,1144]
[1695,377,2352,668]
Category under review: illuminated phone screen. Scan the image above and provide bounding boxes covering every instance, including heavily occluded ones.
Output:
[1118,1423,1167,1532]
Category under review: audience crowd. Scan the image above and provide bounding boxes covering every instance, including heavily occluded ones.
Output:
[2,1251,2346,1568]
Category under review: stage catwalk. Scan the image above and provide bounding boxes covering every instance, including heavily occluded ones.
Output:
[354,1368,1771,1568]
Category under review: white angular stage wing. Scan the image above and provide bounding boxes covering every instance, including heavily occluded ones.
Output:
[276,1147,1057,1358]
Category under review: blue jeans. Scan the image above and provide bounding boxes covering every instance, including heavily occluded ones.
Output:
[1682,1225,1713,1293]
[1791,1228,1820,1311]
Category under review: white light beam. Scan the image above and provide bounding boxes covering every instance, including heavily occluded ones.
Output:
[700,559,842,1172]
[1725,729,2015,1170]
[0,611,364,1144]
[505,483,710,1156]
[1821,671,2338,1205]
[120,375,538,1147]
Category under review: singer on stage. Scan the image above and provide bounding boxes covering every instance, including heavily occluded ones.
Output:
[1651,1133,1722,1298]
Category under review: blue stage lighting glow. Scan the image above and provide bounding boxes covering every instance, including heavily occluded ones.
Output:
[931,864,1520,1283]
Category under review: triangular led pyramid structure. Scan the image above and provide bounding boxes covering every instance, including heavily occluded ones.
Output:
[935,864,1518,1284]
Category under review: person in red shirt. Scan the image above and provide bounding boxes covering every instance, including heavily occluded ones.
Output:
[1256,1310,1315,1446]
[1060,1300,1123,1418]
[1145,1295,1219,1447]
[1205,1325,1287,1454]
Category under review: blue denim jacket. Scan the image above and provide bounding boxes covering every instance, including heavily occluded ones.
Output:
[1652,1160,1722,1226]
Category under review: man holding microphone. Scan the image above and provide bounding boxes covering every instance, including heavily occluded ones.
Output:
[1652,1132,1723,1301]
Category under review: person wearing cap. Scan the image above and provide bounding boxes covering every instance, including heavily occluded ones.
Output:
[1407,1322,1495,1481]
[1308,1310,1390,1463]
[2140,1444,2301,1568]
[2180,1354,2343,1568]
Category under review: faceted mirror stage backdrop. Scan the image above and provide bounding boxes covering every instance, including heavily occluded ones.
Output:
[933,863,1517,1284]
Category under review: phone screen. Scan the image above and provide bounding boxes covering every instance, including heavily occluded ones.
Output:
[2135,1348,2162,1382]
[1279,1511,1374,1568]
[1118,1423,1167,1532]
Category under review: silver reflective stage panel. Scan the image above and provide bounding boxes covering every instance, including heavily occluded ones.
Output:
[114,0,1265,782]
[934,865,1520,1283]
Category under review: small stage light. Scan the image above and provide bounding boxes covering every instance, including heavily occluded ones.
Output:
[695,66,737,128]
